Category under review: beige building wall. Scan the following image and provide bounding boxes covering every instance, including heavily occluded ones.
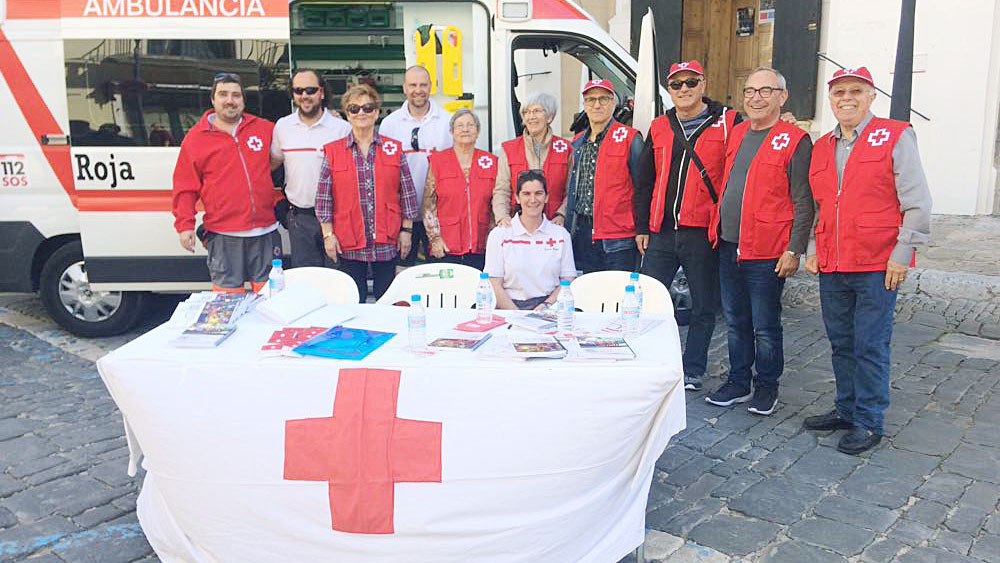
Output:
[558,0,617,135]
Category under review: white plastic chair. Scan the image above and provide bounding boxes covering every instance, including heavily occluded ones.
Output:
[284,267,360,304]
[570,271,673,315]
[376,263,482,309]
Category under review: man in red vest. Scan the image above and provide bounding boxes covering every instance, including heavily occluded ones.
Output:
[705,67,814,416]
[635,60,741,392]
[803,67,932,455]
[564,79,643,272]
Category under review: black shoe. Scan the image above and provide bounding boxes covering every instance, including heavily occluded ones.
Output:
[705,382,753,406]
[837,426,882,455]
[747,386,778,416]
[803,410,854,431]
[684,375,703,391]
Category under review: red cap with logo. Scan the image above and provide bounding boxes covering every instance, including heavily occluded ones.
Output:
[827,66,875,88]
[582,78,615,95]
[666,60,705,80]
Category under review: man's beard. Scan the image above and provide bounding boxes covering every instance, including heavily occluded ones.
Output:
[299,104,322,119]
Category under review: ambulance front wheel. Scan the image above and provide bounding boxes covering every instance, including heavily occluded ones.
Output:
[39,241,147,337]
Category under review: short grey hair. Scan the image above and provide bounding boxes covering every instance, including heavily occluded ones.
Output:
[747,66,787,90]
[520,92,558,121]
[449,108,480,131]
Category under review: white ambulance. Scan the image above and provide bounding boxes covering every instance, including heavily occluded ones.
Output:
[0,0,661,336]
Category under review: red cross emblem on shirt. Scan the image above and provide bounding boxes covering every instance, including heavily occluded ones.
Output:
[545,238,559,247]
[284,368,442,534]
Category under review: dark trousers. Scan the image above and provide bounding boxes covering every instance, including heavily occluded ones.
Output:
[397,221,429,267]
[439,252,486,271]
[287,206,333,268]
[641,227,719,378]
[718,241,785,390]
[819,271,897,434]
[572,215,636,273]
[338,258,395,303]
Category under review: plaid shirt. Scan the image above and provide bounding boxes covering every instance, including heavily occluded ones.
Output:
[316,132,419,262]
[572,123,611,216]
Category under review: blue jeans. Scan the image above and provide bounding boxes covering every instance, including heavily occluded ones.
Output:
[641,228,719,378]
[718,241,785,390]
[819,271,897,434]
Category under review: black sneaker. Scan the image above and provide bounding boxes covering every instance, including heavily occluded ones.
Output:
[705,382,753,406]
[747,386,778,416]
[837,426,882,455]
[684,375,703,391]
[803,410,853,431]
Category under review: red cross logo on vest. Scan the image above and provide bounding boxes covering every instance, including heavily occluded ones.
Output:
[478,155,494,169]
[246,135,263,152]
[382,140,399,156]
[770,132,790,151]
[552,139,569,153]
[612,127,628,143]
[711,114,725,128]
[868,128,891,147]
[284,368,442,534]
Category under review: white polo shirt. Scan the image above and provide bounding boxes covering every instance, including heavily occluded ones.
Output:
[378,99,453,215]
[270,109,351,208]
[484,214,576,301]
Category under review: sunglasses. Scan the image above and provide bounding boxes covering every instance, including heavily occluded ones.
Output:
[292,86,320,95]
[411,127,420,151]
[347,103,378,115]
[668,78,702,90]
[213,72,241,82]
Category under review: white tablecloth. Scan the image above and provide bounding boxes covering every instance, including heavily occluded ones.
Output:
[97,304,685,563]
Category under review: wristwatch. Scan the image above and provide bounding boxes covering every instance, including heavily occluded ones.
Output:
[785,250,799,258]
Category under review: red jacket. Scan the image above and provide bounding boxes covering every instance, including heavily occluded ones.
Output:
[648,108,739,231]
[322,136,403,251]
[429,148,497,255]
[574,120,640,239]
[810,117,911,272]
[502,134,571,219]
[709,120,806,259]
[172,110,277,233]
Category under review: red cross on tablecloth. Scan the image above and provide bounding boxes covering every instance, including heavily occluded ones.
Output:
[284,368,442,534]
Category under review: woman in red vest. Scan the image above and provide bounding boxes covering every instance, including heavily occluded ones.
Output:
[423,109,496,271]
[492,92,572,227]
[315,84,419,302]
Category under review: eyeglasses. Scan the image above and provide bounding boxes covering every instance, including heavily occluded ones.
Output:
[743,86,784,98]
[453,121,478,130]
[347,103,378,115]
[583,95,614,107]
[668,78,703,90]
[292,86,320,96]
[521,107,546,117]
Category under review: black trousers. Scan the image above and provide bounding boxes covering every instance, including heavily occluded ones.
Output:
[338,258,395,303]
[287,206,334,268]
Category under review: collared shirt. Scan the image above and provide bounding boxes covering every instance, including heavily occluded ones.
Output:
[315,132,419,262]
[271,109,351,208]
[378,99,453,215]
[831,112,932,264]
[484,214,576,301]
[573,123,611,216]
[492,129,555,222]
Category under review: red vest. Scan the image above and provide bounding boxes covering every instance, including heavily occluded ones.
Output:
[428,148,497,255]
[710,120,807,259]
[809,116,911,272]
[322,136,403,251]
[575,120,639,239]
[648,108,739,231]
[502,134,571,219]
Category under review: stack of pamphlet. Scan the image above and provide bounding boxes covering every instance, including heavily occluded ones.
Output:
[504,334,567,359]
[292,325,396,360]
[169,291,261,348]
[427,331,493,352]
[259,326,328,358]
[507,309,558,332]
[570,336,636,360]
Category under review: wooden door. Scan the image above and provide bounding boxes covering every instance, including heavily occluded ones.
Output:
[728,0,760,111]
[681,0,731,105]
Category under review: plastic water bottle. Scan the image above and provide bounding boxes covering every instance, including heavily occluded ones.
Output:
[475,272,494,323]
[268,258,285,295]
[556,279,575,334]
[408,294,426,352]
[629,271,644,313]
[622,285,640,337]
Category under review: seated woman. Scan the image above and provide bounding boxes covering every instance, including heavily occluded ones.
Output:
[422,109,496,271]
[484,170,576,310]
[492,92,572,227]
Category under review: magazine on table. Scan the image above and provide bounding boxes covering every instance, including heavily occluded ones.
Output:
[256,285,328,325]
[601,317,664,336]
[427,331,493,352]
[573,335,636,360]
[508,310,558,332]
[506,335,567,359]
[259,326,328,358]
[293,325,396,360]
[170,323,238,348]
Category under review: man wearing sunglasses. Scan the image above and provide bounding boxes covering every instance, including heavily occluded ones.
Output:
[270,69,351,268]
[172,72,280,292]
[564,79,643,273]
[704,67,815,417]
[379,65,453,270]
[634,60,741,393]
[802,67,931,455]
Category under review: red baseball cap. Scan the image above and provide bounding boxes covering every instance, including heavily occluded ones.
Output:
[666,60,705,80]
[828,66,875,88]
[582,78,615,96]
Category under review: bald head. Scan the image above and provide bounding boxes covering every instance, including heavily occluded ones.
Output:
[403,65,431,112]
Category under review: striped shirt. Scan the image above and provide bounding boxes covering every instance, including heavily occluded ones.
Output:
[315,132,419,262]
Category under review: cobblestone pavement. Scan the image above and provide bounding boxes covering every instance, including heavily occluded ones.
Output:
[2,292,999,562]
[921,215,1000,277]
